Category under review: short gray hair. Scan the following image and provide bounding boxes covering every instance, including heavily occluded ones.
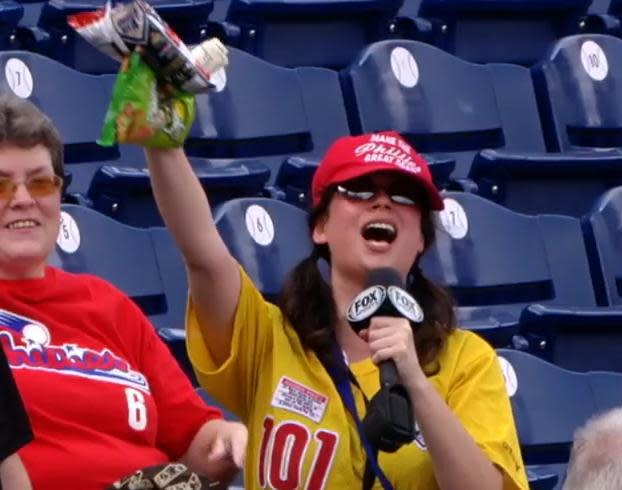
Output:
[0,92,63,177]
[563,407,622,490]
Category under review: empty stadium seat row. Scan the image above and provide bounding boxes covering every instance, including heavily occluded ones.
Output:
[11,0,622,72]
[5,33,622,228]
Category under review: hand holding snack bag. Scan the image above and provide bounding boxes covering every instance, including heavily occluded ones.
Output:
[68,0,228,148]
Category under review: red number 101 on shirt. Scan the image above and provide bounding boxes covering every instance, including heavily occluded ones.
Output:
[258,416,339,490]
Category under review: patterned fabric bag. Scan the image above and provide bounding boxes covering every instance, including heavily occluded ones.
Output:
[107,462,228,490]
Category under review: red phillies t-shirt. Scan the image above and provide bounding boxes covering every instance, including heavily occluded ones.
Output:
[0,266,221,490]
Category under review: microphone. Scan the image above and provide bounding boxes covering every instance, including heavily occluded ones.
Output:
[346,267,423,452]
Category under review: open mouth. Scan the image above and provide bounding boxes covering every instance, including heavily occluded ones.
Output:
[361,222,397,244]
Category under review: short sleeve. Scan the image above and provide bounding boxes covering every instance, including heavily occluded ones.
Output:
[447,335,529,490]
[124,296,222,460]
[186,267,280,422]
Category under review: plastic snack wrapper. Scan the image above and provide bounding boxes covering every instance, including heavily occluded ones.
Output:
[68,0,228,147]
[68,0,228,93]
[98,51,195,147]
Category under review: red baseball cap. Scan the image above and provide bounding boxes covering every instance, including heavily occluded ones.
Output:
[311,131,444,210]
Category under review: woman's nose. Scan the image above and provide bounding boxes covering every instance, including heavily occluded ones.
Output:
[9,182,36,207]
[371,188,392,207]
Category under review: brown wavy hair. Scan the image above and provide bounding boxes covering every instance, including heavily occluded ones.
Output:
[278,186,456,374]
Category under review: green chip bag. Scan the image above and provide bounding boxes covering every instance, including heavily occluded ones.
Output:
[99,51,195,148]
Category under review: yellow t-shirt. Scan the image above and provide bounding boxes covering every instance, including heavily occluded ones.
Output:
[187,268,529,490]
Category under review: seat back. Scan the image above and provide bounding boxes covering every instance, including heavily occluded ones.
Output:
[87,160,271,227]
[582,186,622,307]
[419,0,591,65]
[0,51,118,193]
[420,192,597,344]
[55,205,169,322]
[187,47,350,201]
[497,348,622,465]
[469,148,622,217]
[340,40,546,179]
[53,205,203,378]
[533,34,622,152]
[0,1,22,47]
[213,197,313,301]
[188,47,349,168]
[225,0,402,69]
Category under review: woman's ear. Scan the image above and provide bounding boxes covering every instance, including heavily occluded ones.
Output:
[312,214,328,245]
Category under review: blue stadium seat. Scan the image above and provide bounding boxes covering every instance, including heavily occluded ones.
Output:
[273,156,319,208]
[210,0,230,21]
[533,34,622,151]
[0,51,125,195]
[54,204,168,323]
[17,0,45,27]
[224,0,403,69]
[87,159,271,227]
[608,0,622,13]
[590,0,612,14]
[0,0,22,48]
[398,0,421,18]
[20,0,213,74]
[589,0,622,33]
[340,40,547,182]
[418,0,592,65]
[582,186,622,307]
[420,192,622,372]
[497,349,622,489]
[341,39,622,216]
[156,197,311,370]
[187,46,350,204]
[470,148,622,217]
[151,200,313,378]
[213,197,313,301]
[53,205,197,377]
[526,467,559,490]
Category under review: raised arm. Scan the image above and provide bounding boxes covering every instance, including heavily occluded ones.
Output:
[145,147,240,365]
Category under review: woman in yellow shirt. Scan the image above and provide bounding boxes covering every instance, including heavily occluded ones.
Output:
[145,131,529,490]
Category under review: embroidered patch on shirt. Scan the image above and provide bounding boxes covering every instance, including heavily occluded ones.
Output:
[271,376,328,423]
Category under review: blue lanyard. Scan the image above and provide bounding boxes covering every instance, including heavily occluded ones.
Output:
[327,344,394,490]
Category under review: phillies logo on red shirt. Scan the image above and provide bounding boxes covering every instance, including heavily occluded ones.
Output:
[0,309,149,392]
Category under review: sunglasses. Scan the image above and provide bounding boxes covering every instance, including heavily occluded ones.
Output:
[0,175,63,200]
[335,177,421,206]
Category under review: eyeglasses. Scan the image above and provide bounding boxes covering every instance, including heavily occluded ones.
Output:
[0,175,63,200]
[335,177,421,206]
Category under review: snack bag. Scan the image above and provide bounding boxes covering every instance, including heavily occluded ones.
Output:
[98,51,195,148]
[68,0,228,93]
[69,0,228,147]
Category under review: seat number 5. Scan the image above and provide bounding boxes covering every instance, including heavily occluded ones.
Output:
[125,388,147,431]
[258,416,339,490]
